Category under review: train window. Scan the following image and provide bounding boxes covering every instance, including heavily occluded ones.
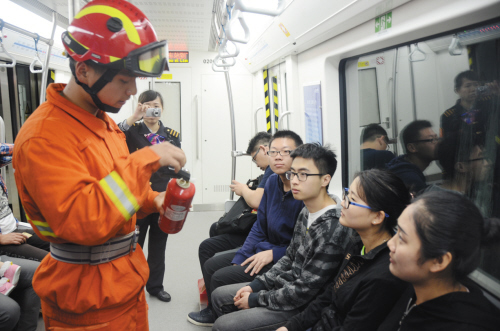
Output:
[342,23,500,296]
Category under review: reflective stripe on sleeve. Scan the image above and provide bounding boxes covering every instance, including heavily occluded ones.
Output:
[26,214,58,238]
[99,171,140,221]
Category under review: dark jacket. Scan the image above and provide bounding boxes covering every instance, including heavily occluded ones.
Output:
[361,148,395,170]
[122,121,181,192]
[248,204,353,311]
[232,173,304,265]
[378,280,500,331]
[386,155,426,193]
[284,238,408,331]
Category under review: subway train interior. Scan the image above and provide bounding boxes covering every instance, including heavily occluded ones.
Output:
[1,0,500,330]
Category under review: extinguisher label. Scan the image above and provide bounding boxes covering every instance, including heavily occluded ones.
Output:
[164,207,187,221]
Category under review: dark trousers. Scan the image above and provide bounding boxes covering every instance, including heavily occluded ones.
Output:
[0,229,50,261]
[137,213,168,295]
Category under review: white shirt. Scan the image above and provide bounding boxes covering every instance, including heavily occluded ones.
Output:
[307,204,336,229]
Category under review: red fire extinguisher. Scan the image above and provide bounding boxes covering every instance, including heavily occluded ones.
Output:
[158,169,195,234]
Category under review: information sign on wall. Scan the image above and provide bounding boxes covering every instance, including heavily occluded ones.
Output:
[169,51,189,63]
[303,82,323,145]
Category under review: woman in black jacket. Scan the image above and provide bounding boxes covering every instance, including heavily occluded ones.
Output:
[277,169,410,331]
[379,191,500,330]
[118,90,181,303]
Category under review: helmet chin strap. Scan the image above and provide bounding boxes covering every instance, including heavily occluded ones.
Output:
[70,65,122,113]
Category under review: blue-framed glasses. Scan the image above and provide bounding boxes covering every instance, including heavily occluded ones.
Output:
[343,188,389,218]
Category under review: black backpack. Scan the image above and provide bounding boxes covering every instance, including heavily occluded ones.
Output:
[214,176,263,236]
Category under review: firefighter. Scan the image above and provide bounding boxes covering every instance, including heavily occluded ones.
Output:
[12,0,185,329]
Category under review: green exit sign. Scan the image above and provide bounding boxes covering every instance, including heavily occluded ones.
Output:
[375,12,392,33]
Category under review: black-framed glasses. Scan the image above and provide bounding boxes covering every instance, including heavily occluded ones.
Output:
[267,150,293,157]
[285,171,324,182]
[252,149,259,164]
[411,137,440,144]
[343,188,389,217]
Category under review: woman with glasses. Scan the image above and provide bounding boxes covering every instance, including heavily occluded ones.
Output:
[379,191,500,330]
[277,169,410,331]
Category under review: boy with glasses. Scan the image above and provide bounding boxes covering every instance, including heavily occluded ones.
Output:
[360,124,395,170]
[209,143,352,331]
[387,120,439,193]
[188,130,304,326]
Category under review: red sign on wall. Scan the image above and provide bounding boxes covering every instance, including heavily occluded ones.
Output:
[169,51,189,63]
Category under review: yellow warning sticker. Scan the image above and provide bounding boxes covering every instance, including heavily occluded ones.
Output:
[50,70,55,81]
[158,74,173,80]
[279,23,290,37]
[358,61,370,68]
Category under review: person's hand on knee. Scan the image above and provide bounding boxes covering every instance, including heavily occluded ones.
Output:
[234,292,251,310]
[241,250,273,276]
[234,285,253,302]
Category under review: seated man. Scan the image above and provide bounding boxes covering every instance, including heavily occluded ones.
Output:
[230,132,273,209]
[387,120,438,193]
[199,132,273,286]
[211,143,353,331]
[360,123,395,170]
[188,130,305,326]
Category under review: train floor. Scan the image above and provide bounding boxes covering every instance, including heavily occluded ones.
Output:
[36,210,222,331]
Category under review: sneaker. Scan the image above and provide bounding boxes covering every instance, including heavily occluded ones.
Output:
[0,277,15,296]
[0,261,21,286]
[187,307,215,326]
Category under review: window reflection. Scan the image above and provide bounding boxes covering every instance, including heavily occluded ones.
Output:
[344,27,500,287]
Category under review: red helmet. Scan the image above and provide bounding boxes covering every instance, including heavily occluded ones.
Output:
[62,0,169,76]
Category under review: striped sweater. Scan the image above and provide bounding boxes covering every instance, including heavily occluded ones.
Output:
[248,204,353,311]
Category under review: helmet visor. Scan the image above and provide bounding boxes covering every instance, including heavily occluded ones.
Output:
[126,40,169,77]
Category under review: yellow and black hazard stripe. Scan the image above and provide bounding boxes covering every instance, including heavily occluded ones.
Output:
[468,46,473,69]
[263,69,271,133]
[26,214,57,238]
[273,76,279,132]
[99,171,140,221]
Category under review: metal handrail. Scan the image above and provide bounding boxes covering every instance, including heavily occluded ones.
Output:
[218,38,240,59]
[233,0,286,16]
[29,34,44,74]
[40,11,57,105]
[409,43,426,62]
[278,111,292,130]
[0,19,16,68]
[254,107,263,134]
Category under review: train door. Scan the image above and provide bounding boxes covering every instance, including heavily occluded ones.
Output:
[201,74,253,204]
[0,62,45,221]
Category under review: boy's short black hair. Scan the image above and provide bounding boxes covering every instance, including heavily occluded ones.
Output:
[401,120,432,153]
[269,130,303,150]
[69,57,106,75]
[361,124,389,144]
[291,143,337,190]
[454,70,479,90]
[246,132,272,155]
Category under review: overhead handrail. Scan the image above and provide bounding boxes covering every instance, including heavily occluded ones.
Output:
[226,11,251,44]
[0,19,16,68]
[219,38,240,59]
[233,0,286,16]
[278,111,292,130]
[448,35,463,56]
[212,62,228,72]
[29,34,44,74]
[213,55,236,68]
[39,11,57,104]
[409,43,426,62]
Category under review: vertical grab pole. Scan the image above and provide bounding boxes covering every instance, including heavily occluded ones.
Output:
[224,70,237,200]
[40,11,57,105]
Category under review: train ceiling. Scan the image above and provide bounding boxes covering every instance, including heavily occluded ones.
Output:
[10,0,216,52]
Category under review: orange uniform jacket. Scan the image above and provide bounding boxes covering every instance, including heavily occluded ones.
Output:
[13,84,160,317]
